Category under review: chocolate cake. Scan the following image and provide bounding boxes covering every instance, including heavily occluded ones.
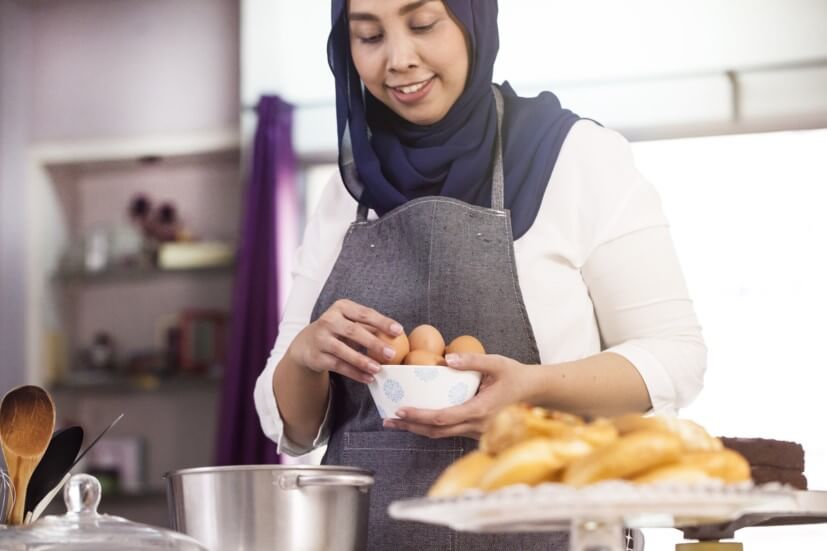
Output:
[720,437,807,490]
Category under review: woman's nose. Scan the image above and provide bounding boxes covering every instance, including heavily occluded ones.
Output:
[386,36,419,73]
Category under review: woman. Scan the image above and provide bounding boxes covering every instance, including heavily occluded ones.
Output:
[255,0,706,549]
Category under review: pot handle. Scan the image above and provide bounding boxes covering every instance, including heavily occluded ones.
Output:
[277,473,374,490]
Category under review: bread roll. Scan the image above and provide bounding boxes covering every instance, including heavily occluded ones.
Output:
[480,405,582,455]
[633,464,714,484]
[479,437,593,491]
[572,418,619,449]
[677,449,751,482]
[427,451,494,498]
[612,414,723,452]
[562,430,683,486]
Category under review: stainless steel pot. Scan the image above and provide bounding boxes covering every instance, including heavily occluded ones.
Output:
[165,465,374,551]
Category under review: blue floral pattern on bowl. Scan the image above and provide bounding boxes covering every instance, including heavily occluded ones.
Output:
[414,367,439,382]
[447,382,469,405]
[384,379,405,403]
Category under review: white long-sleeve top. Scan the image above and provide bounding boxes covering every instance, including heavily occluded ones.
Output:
[254,120,707,457]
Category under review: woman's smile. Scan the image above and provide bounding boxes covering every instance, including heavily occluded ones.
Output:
[387,75,436,104]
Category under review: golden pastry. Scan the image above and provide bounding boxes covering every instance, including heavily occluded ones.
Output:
[612,414,723,452]
[427,451,494,497]
[571,418,619,449]
[676,449,751,482]
[633,464,714,484]
[561,430,683,486]
[480,404,582,455]
[479,437,593,491]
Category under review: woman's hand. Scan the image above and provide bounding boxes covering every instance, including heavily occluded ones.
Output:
[287,299,403,384]
[383,353,539,439]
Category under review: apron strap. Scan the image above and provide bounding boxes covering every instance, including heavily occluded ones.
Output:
[356,202,370,222]
[340,121,373,222]
[490,85,506,211]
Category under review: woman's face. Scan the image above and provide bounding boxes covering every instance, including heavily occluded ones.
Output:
[348,0,470,126]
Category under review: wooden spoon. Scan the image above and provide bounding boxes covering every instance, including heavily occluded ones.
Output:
[0,385,55,525]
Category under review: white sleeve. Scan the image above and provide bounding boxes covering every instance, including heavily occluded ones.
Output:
[253,173,351,456]
[578,127,707,414]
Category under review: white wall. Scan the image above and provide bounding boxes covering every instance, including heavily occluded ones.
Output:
[30,0,240,141]
[0,0,33,389]
[495,0,827,83]
[242,0,827,157]
[632,128,827,551]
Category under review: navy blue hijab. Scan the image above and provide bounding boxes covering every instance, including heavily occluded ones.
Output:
[328,0,580,239]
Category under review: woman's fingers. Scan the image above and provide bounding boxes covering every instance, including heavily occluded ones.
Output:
[383,418,483,440]
[335,299,403,338]
[395,396,489,427]
[445,352,502,373]
[326,356,376,384]
[331,317,393,366]
[326,338,382,376]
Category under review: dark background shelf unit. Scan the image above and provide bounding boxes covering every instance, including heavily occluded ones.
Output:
[41,141,241,528]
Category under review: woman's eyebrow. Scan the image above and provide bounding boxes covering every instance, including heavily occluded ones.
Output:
[398,0,437,16]
[349,0,437,22]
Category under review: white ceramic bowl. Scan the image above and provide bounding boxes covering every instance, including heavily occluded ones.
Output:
[367,365,482,419]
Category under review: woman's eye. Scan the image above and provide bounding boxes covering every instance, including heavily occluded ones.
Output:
[359,34,383,44]
[411,22,436,33]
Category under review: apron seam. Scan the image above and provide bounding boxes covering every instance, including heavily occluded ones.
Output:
[355,195,506,229]
[426,201,438,323]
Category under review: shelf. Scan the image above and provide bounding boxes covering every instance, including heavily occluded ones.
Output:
[31,129,241,172]
[54,262,235,285]
[49,373,223,395]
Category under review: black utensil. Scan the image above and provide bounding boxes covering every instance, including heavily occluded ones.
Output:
[26,413,124,522]
[24,426,84,514]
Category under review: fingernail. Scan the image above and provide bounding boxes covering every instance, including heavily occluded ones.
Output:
[383,347,396,360]
[365,375,375,383]
[368,361,381,373]
[396,410,407,419]
[445,353,459,366]
[390,323,403,335]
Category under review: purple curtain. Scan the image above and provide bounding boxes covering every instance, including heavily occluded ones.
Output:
[216,96,296,465]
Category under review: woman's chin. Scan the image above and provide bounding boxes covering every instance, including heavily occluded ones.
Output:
[392,105,449,126]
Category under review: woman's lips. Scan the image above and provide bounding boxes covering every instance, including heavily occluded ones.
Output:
[388,77,435,105]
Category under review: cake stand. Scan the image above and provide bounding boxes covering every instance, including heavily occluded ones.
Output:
[388,482,827,551]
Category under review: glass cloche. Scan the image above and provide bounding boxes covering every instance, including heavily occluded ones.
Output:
[0,474,207,551]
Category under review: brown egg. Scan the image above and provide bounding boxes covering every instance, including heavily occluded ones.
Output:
[369,331,410,365]
[408,324,445,355]
[403,350,447,366]
[445,335,486,355]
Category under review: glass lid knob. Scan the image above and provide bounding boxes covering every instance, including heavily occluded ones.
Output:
[64,474,102,514]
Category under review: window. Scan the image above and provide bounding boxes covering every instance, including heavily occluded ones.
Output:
[632,129,827,548]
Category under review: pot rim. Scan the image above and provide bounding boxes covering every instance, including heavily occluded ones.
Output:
[164,464,373,479]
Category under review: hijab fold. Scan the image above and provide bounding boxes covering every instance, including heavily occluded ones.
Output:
[328,0,581,238]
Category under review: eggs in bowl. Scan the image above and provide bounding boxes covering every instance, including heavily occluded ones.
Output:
[367,324,486,419]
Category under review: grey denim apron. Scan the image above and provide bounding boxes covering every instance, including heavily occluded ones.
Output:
[310,87,568,550]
